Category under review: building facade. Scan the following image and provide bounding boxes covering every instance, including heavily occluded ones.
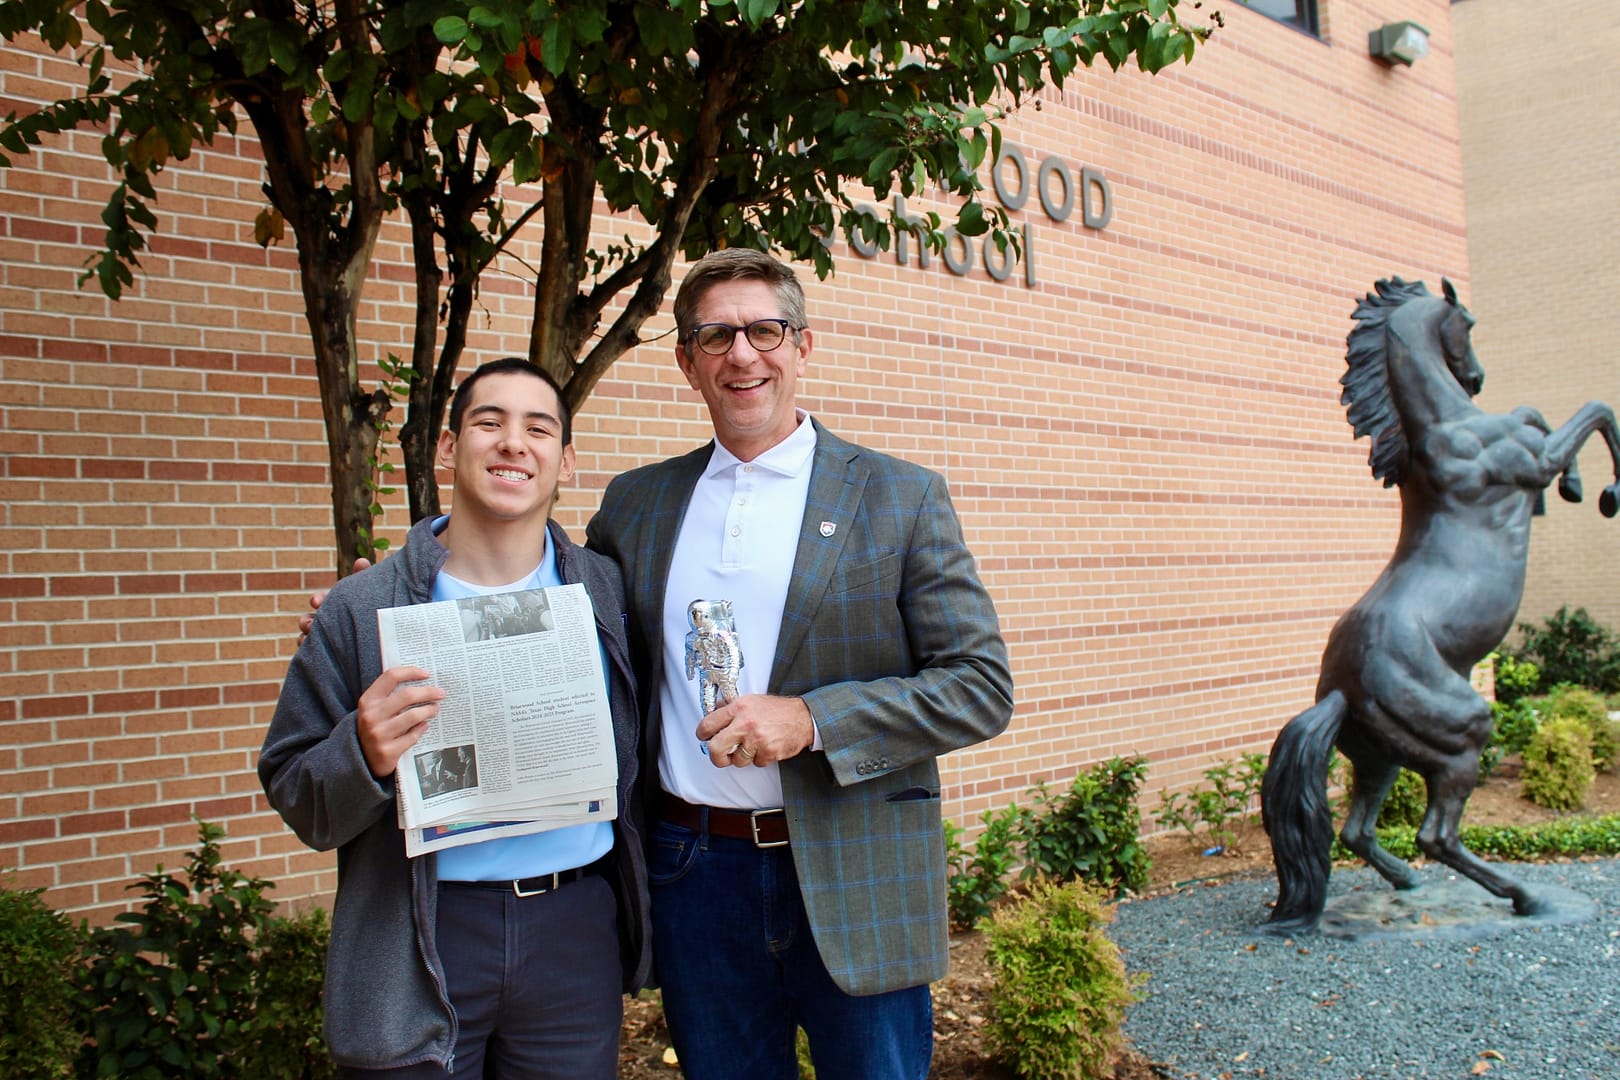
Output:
[1,0,1471,918]
[1454,0,1620,633]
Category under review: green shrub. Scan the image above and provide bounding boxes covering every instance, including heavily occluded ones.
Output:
[1155,752,1266,850]
[1490,651,1541,706]
[1021,757,1150,894]
[1510,606,1620,695]
[1329,758,1434,823]
[945,803,1025,930]
[1482,651,1545,777]
[1520,717,1595,811]
[947,758,1152,925]
[0,884,86,1078]
[1544,683,1609,726]
[1460,814,1620,858]
[795,1026,814,1079]
[1488,697,1540,761]
[1376,768,1427,829]
[247,906,334,1080]
[79,820,276,1079]
[1332,813,1620,862]
[986,879,1136,1080]
[1543,683,1619,772]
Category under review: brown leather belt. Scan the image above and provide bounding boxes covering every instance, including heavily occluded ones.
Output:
[662,794,789,848]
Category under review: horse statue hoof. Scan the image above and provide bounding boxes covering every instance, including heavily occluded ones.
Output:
[1513,891,1555,918]
[1259,913,1319,937]
[1601,484,1620,519]
[1558,473,1583,503]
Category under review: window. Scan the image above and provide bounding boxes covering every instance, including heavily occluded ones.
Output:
[1242,0,1320,37]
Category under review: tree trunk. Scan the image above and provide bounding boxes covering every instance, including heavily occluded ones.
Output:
[296,246,389,576]
[399,188,445,525]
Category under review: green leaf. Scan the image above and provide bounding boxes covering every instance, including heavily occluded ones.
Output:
[323,48,353,83]
[432,16,468,45]
[341,80,370,123]
[540,22,566,73]
[512,140,540,184]
[958,129,988,170]
[865,146,900,184]
[268,24,303,74]
[739,0,780,27]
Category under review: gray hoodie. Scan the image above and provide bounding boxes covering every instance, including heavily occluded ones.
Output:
[258,516,650,1071]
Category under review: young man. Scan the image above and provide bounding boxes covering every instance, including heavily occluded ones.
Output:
[586,249,1013,1079]
[260,359,649,1078]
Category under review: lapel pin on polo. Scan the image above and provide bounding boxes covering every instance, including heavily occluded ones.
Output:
[819,521,836,537]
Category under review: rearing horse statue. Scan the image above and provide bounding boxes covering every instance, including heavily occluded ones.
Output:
[1261,276,1620,933]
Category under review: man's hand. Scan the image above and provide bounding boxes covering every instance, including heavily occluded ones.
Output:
[358,665,444,779]
[297,557,372,643]
[698,694,814,769]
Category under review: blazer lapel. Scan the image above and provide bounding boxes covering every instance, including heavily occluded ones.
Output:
[638,446,711,648]
[768,424,867,689]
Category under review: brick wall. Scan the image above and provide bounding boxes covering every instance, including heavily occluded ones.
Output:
[1,1,1470,918]
[1454,0,1620,633]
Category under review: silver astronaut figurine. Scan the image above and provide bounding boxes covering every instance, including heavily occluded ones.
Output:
[684,599,743,718]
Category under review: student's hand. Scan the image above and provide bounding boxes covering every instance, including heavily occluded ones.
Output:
[698,695,814,768]
[357,666,444,779]
[297,558,372,643]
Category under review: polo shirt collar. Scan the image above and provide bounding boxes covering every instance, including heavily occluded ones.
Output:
[703,410,817,479]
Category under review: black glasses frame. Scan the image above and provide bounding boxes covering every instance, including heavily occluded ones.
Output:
[686,318,803,356]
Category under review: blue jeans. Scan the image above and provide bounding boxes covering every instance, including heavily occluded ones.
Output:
[648,817,932,1080]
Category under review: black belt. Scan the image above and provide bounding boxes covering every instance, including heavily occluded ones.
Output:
[662,794,789,848]
[441,858,605,898]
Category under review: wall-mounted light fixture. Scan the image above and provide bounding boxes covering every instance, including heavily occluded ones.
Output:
[1369,20,1430,66]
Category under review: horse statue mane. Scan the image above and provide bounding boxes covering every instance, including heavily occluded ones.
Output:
[1342,276,1436,488]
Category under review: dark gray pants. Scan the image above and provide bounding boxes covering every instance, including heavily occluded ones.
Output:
[338,873,622,1079]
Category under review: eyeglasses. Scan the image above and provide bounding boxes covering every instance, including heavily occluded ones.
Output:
[686,319,802,356]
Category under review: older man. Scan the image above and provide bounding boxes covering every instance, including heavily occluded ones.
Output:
[586,248,1012,1080]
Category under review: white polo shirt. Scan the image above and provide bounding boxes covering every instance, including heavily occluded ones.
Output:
[657,412,817,809]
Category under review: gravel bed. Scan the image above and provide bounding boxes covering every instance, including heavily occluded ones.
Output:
[1108,859,1620,1079]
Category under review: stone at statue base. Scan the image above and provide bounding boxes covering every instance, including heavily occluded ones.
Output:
[1313,875,1596,943]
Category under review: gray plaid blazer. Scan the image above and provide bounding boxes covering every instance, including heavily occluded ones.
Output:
[587,420,1013,996]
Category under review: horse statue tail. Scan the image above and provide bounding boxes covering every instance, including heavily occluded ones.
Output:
[1260,690,1347,932]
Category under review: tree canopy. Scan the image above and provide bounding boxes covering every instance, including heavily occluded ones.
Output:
[0,0,1213,568]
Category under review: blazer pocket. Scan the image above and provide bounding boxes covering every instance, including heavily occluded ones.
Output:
[832,551,901,595]
[884,787,941,803]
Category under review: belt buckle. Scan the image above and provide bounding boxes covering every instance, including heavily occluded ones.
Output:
[750,808,788,849]
[513,872,560,898]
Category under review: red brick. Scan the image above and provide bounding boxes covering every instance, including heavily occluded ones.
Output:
[0,819,56,843]
[61,811,128,837]
[92,690,160,712]
[129,803,192,829]
[118,574,182,595]
[21,694,89,719]
[80,459,146,479]
[0,576,46,598]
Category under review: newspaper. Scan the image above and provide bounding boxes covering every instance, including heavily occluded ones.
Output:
[376,582,618,856]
